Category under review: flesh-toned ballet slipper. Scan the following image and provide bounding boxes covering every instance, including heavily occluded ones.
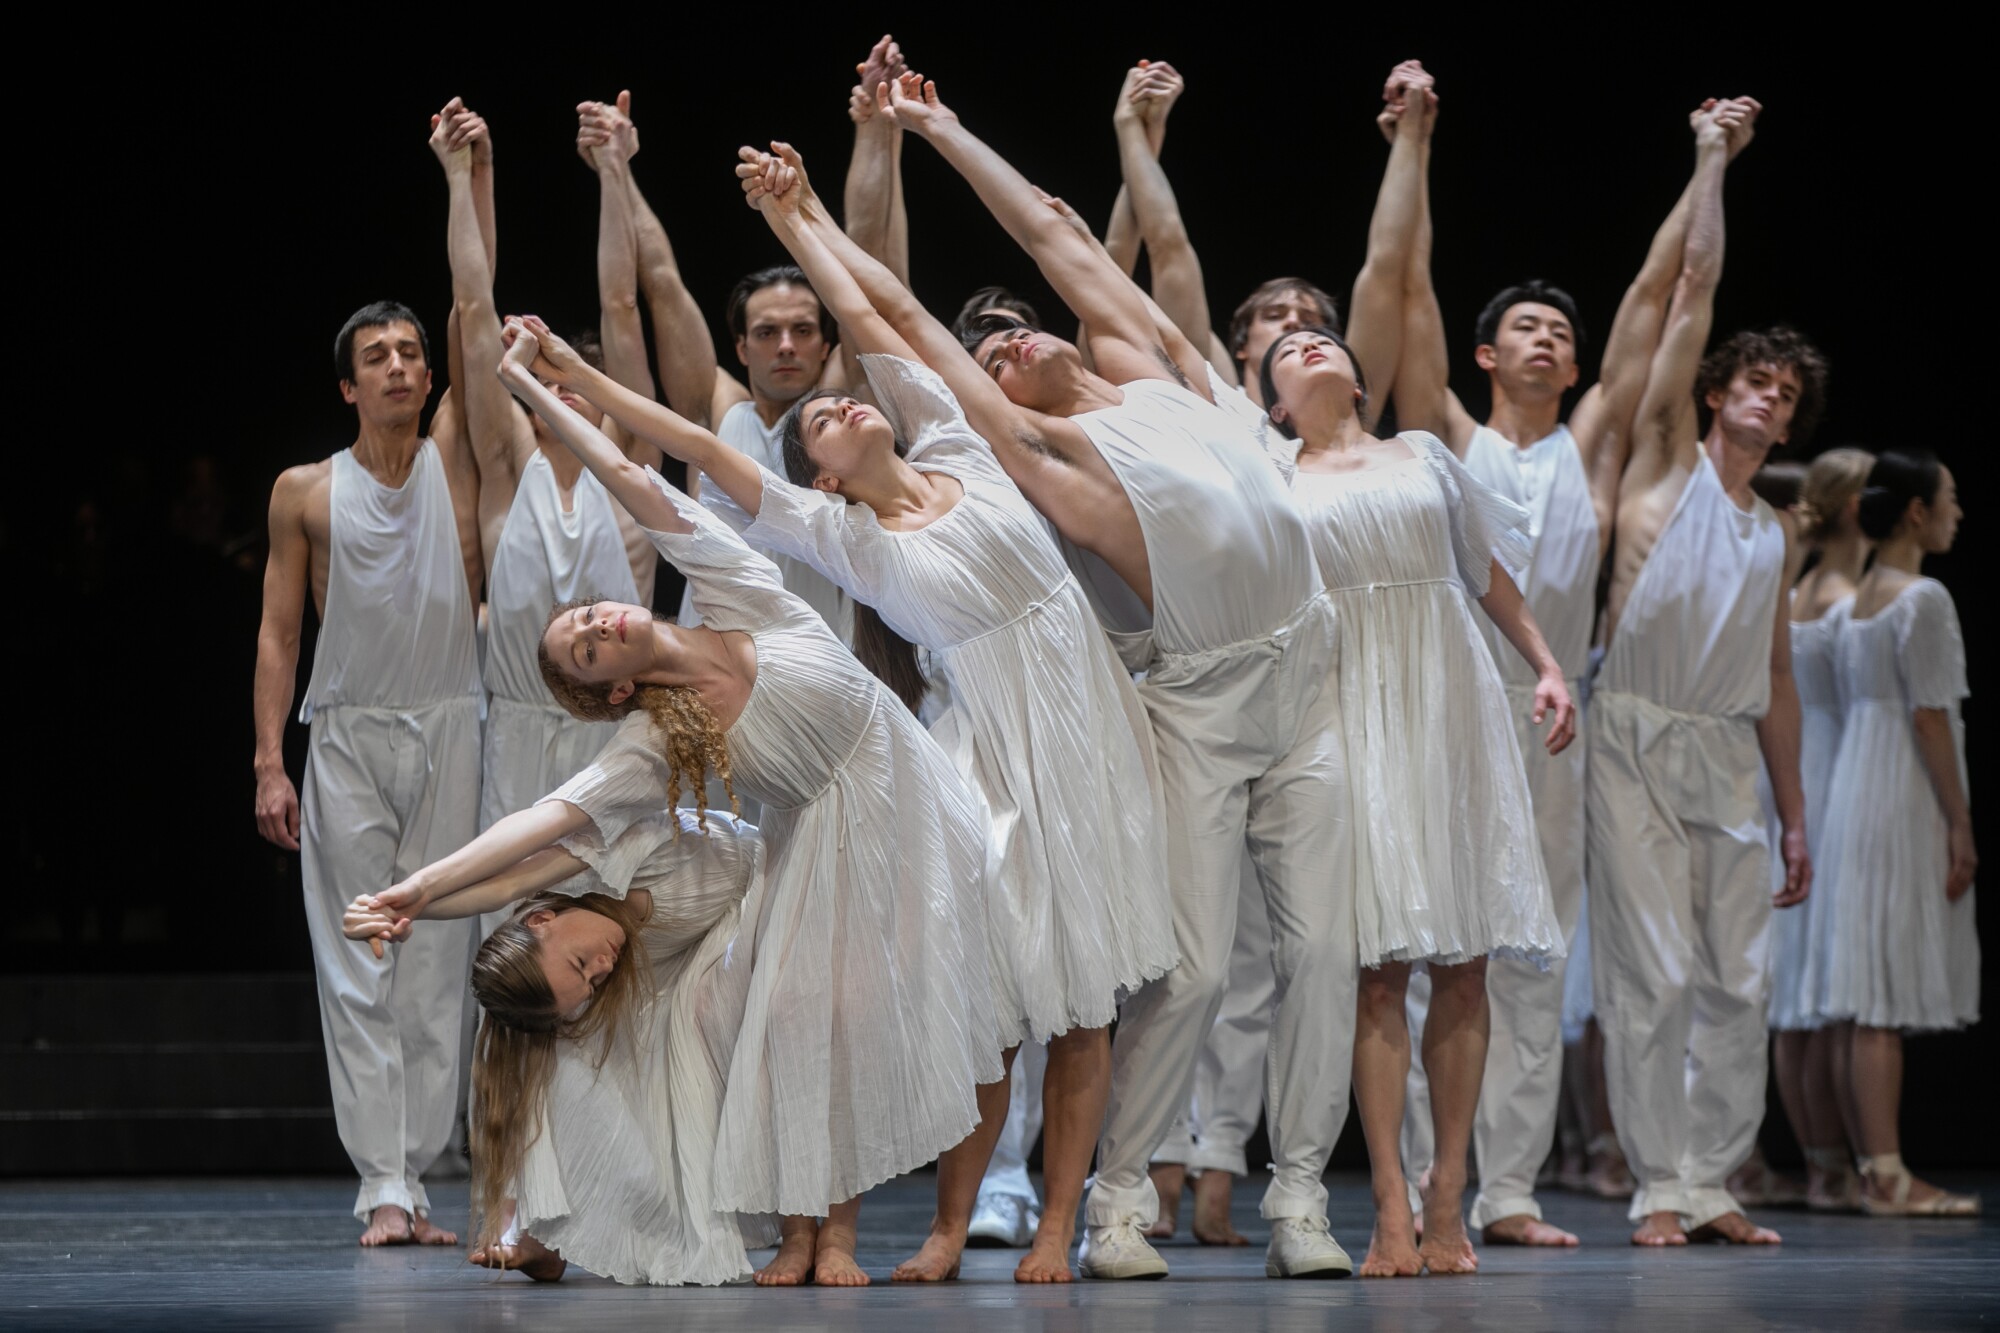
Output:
[1859,1155,1982,1217]
[1803,1148,1861,1213]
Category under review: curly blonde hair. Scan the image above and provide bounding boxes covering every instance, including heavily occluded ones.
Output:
[1794,447,1875,546]
[536,598,739,827]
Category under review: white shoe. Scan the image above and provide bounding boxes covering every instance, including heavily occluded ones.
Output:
[1078,1220,1169,1279]
[1264,1216,1354,1279]
[967,1193,1040,1247]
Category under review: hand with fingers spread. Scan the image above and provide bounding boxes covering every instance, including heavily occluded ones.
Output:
[876,71,957,138]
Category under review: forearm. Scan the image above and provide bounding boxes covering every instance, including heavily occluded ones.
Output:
[570,360,729,472]
[1114,116,1210,350]
[252,630,299,773]
[1755,675,1807,829]
[445,161,496,321]
[627,173,718,426]
[844,117,899,265]
[1100,185,1142,276]
[1912,710,1972,828]
[423,848,589,920]
[595,158,653,395]
[1477,563,1561,679]
[504,364,687,532]
[405,802,589,907]
[1348,118,1428,415]
[765,205,916,361]
[472,160,498,276]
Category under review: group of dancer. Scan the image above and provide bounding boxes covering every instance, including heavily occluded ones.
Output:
[251,41,1979,1289]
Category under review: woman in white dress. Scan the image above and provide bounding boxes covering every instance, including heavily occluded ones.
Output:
[1765,448,1873,1213]
[342,801,763,1285]
[496,319,1005,1284]
[1817,450,1979,1216]
[1261,327,1574,1277]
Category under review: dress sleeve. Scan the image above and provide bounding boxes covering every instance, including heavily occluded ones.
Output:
[1897,578,1970,709]
[537,715,671,851]
[1412,431,1532,599]
[861,353,1007,483]
[635,466,818,635]
[740,463,873,601]
[552,811,687,898]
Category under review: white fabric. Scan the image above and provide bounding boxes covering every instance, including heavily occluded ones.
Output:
[1462,425,1598,683]
[977,1040,1049,1208]
[680,399,853,643]
[1815,579,1979,1031]
[1067,379,1354,1230]
[1765,602,1849,1030]
[298,441,482,1222]
[549,475,1002,1216]
[514,810,763,1286]
[1286,433,1559,966]
[740,355,1175,1044]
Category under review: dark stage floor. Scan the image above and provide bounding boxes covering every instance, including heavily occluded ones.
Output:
[3,1171,1995,1331]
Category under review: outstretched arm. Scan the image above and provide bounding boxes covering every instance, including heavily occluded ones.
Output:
[844,35,912,281]
[1110,63,1216,361]
[579,96,663,462]
[1383,65,1478,451]
[882,74,1209,394]
[1476,562,1577,754]
[1346,64,1432,435]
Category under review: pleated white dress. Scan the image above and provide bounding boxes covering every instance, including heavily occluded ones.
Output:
[1283,432,1561,967]
[551,476,1003,1217]
[740,355,1174,1046]
[1815,577,1979,1031]
[513,809,763,1285]
[1766,600,1850,1031]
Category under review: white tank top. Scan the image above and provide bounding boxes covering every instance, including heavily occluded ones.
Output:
[1462,424,1598,684]
[485,451,640,705]
[680,399,853,642]
[301,441,481,719]
[1601,451,1783,719]
[1072,378,1323,655]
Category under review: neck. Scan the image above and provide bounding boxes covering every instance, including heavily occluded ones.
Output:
[751,389,796,429]
[1485,381,1563,447]
[351,415,424,478]
[841,454,931,520]
[1239,361,1264,408]
[535,431,586,488]
[1815,528,1872,584]
[1704,424,1771,502]
[1052,368,1123,417]
[636,620,739,690]
[1872,531,1926,577]
[1290,391,1366,454]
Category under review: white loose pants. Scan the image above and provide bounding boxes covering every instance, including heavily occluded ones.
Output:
[1586,691,1772,1228]
[1402,680,1586,1228]
[977,1040,1049,1207]
[1086,600,1354,1228]
[301,697,482,1222]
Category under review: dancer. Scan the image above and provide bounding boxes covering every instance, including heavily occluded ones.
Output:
[1260,324,1573,1276]
[876,71,1356,1281]
[497,317,1003,1286]
[252,300,483,1245]
[343,801,764,1283]
[1591,98,1819,1245]
[1816,451,1979,1215]
[1766,448,1875,1212]
[1393,79,1757,1248]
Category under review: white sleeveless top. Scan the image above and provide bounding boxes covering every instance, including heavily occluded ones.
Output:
[1071,378,1323,655]
[1600,451,1784,719]
[485,451,639,705]
[1462,424,1598,685]
[300,441,480,719]
[681,399,853,642]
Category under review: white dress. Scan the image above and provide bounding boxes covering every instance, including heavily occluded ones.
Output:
[550,476,1003,1216]
[1766,600,1850,1030]
[514,810,764,1285]
[741,355,1174,1045]
[1815,577,1979,1031]
[1285,432,1560,966]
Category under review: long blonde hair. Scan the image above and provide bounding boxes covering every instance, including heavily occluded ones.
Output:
[537,598,739,826]
[1795,447,1875,546]
[468,890,648,1256]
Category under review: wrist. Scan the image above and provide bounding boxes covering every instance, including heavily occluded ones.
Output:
[254,752,285,778]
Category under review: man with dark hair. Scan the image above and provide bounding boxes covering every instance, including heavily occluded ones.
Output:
[954,285,1041,339]
[253,289,484,1247]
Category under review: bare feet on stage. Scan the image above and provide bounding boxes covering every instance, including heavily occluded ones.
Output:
[1687,1212,1782,1245]
[1191,1171,1249,1246]
[1631,1211,1689,1246]
[815,1214,872,1286]
[1359,1193,1423,1277]
[891,1224,964,1282]
[409,1212,459,1246]
[1416,1175,1479,1275]
[1145,1163,1184,1239]
[755,1223,819,1286]
[358,1205,414,1247]
[1014,1217,1076,1283]
[470,1232,566,1281]
[1482,1213,1580,1247]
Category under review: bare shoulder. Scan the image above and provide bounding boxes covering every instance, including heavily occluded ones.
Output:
[270,459,331,515]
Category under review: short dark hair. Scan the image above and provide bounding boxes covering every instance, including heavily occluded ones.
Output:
[1696,325,1830,447]
[725,265,836,345]
[953,286,1042,339]
[567,327,608,373]
[1750,460,1807,512]
[1857,449,1944,542]
[335,301,430,382]
[1474,281,1587,354]
[1259,325,1369,439]
[958,310,1034,360]
[1228,278,1342,357]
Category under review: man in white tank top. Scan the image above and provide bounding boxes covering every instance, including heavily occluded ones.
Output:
[1389,76,1753,1248]
[252,302,485,1246]
[1592,100,1826,1247]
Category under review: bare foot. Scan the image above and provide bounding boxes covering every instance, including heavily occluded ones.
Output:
[754,1230,817,1286]
[1191,1171,1248,1246]
[410,1212,459,1247]
[891,1226,964,1282]
[1417,1186,1478,1276]
[1146,1163,1185,1239]
[1631,1211,1688,1246]
[359,1205,414,1247]
[1014,1221,1075,1284]
[1482,1214,1578,1248]
[816,1234,872,1287]
[1687,1212,1781,1245]
[1360,1197,1423,1277]
[469,1233,566,1281]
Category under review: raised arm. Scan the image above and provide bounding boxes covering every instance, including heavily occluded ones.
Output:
[1110,63,1217,361]
[252,469,312,851]
[882,74,1209,393]
[579,98,663,432]
[844,35,912,282]
[1344,64,1433,435]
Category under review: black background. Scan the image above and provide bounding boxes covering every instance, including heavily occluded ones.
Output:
[11,16,1987,1163]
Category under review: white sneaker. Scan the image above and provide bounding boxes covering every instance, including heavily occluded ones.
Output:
[967,1193,1040,1247]
[1079,1220,1169,1279]
[1264,1216,1354,1278]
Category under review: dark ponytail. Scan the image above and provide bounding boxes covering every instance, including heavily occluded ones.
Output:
[779,391,928,714]
[1857,449,1943,542]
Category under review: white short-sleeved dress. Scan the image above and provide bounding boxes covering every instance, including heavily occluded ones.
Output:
[513,810,764,1285]
[1815,577,1979,1031]
[1283,431,1561,967]
[740,354,1174,1045]
[1766,599,1851,1030]
[549,477,1003,1217]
